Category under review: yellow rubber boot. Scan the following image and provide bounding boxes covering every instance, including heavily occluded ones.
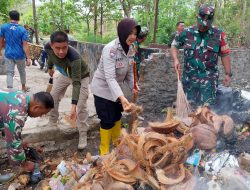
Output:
[111,120,121,146]
[99,128,111,156]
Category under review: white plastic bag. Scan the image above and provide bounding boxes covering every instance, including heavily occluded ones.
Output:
[205,151,239,175]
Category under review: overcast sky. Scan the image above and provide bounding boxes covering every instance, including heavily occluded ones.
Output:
[28,0,44,6]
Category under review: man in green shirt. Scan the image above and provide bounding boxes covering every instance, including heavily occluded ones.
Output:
[45,31,89,150]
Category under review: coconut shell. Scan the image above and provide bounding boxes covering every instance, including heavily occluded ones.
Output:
[149,120,179,134]
[221,115,234,137]
[191,124,217,150]
[212,115,224,134]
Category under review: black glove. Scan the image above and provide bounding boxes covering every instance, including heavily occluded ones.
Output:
[24,147,43,163]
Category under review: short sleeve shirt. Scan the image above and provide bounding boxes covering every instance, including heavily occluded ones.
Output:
[0,22,27,60]
[172,26,230,76]
[172,26,230,56]
[0,89,30,132]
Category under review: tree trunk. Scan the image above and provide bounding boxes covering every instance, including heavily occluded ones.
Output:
[241,0,247,30]
[32,0,39,44]
[153,0,159,43]
[50,0,56,31]
[52,15,56,31]
[100,1,103,38]
[60,0,63,30]
[239,0,247,47]
[94,0,98,40]
[119,0,131,18]
[87,18,90,36]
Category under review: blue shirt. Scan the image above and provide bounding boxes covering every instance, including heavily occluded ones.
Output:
[0,22,27,60]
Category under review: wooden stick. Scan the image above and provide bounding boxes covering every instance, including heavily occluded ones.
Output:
[128,61,137,133]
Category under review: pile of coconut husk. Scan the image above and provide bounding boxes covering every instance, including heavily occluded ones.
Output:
[20,105,235,190]
[62,106,196,190]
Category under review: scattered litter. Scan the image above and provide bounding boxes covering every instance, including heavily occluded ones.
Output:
[186,149,202,167]
[7,182,22,190]
[205,151,239,175]
[241,90,250,100]
[57,161,69,176]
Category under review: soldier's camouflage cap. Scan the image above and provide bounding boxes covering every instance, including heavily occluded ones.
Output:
[138,26,149,39]
[198,4,215,27]
[199,4,215,18]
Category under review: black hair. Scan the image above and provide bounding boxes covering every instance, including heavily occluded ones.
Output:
[9,10,20,21]
[50,31,69,43]
[33,92,54,109]
[176,21,185,27]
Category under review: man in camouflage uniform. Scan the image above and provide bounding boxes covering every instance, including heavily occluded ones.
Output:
[171,4,232,106]
[133,27,149,79]
[0,90,54,173]
[24,25,41,66]
[168,21,185,48]
[24,25,35,43]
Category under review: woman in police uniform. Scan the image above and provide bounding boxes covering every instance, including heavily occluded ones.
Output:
[91,18,140,155]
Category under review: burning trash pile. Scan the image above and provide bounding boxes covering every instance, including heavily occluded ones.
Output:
[7,106,250,190]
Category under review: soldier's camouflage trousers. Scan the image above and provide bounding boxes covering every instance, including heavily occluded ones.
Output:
[0,123,25,165]
[182,75,218,106]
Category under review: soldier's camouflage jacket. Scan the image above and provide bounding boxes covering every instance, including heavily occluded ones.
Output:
[172,25,230,104]
[0,89,30,165]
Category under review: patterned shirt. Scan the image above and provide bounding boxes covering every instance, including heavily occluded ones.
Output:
[0,90,30,163]
[0,89,30,132]
[26,28,34,43]
[172,25,230,80]
[0,22,27,60]
[133,40,140,64]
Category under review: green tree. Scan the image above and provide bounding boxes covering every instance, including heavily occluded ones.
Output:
[8,0,249,46]
[0,0,27,23]
[37,0,77,34]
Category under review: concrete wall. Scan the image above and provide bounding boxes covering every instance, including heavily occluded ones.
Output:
[220,49,250,88]
[137,52,177,123]
[73,41,159,81]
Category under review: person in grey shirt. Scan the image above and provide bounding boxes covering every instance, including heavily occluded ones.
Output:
[91,18,140,156]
